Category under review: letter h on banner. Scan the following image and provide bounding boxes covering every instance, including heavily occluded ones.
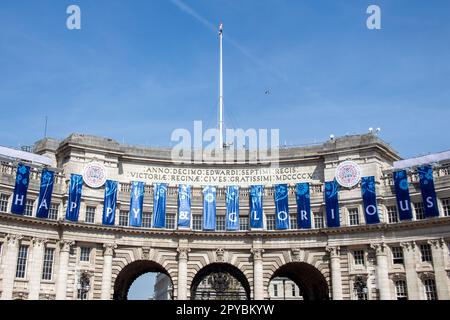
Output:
[11,163,31,215]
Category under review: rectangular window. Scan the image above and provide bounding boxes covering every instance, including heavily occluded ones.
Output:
[0,194,9,212]
[80,247,91,262]
[353,250,365,266]
[15,245,28,278]
[387,206,399,223]
[291,284,296,297]
[424,279,437,300]
[165,214,176,229]
[420,244,432,263]
[266,215,275,231]
[192,214,202,231]
[216,216,225,231]
[273,284,278,297]
[41,247,55,280]
[289,216,297,230]
[395,280,408,300]
[391,247,404,264]
[314,212,324,229]
[142,212,152,228]
[442,198,450,217]
[48,204,59,220]
[85,206,96,223]
[119,210,128,226]
[24,199,34,216]
[239,216,249,231]
[414,202,425,220]
[348,208,359,226]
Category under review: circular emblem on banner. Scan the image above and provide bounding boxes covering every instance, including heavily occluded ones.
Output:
[335,160,361,188]
[82,162,107,188]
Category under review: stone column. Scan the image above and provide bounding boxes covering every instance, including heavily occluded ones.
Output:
[55,240,73,300]
[371,243,391,300]
[28,238,47,300]
[326,246,343,300]
[251,248,264,300]
[100,243,117,300]
[1,234,22,300]
[177,247,190,300]
[428,239,450,300]
[400,242,420,300]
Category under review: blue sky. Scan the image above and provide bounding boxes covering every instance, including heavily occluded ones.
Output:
[0,0,449,158]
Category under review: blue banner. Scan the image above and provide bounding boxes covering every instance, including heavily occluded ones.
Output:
[249,185,264,229]
[36,169,55,218]
[274,184,289,230]
[361,176,380,224]
[102,180,118,225]
[202,186,216,231]
[295,183,311,229]
[11,163,31,215]
[393,170,413,220]
[129,181,144,227]
[65,174,83,221]
[178,184,191,229]
[324,180,340,227]
[226,186,239,230]
[152,183,167,228]
[418,165,440,217]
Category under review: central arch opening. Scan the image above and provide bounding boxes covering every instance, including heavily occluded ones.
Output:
[113,260,173,300]
[190,263,251,300]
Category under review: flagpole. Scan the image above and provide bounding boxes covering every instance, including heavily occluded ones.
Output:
[219,23,224,149]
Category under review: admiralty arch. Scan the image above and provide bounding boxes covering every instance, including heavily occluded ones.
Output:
[0,132,449,300]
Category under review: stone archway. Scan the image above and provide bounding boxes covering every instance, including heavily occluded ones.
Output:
[113,260,173,300]
[190,263,251,300]
[270,262,329,300]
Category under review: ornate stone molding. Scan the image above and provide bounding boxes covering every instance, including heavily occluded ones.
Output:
[389,272,407,281]
[31,237,48,247]
[215,248,225,262]
[251,248,264,260]
[427,238,445,249]
[59,240,74,252]
[177,247,190,261]
[326,245,340,258]
[291,248,303,262]
[370,242,387,255]
[103,243,117,256]
[141,247,154,260]
[39,293,56,300]
[12,291,28,300]
[5,234,23,245]
[418,271,435,281]
[400,241,416,252]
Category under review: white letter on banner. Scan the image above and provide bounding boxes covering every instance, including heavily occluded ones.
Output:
[399,200,410,211]
[330,209,335,219]
[366,205,377,215]
[426,196,434,208]
[14,194,24,206]
[252,211,260,220]
[106,207,113,217]
[179,211,188,220]
[132,207,140,219]
[278,211,288,221]
[301,210,308,220]
[70,202,77,212]
[39,199,48,210]
[228,212,237,222]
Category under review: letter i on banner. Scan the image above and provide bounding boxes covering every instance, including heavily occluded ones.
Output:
[36,169,55,218]
[361,176,380,224]
[393,170,413,220]
[226,186,239,230]
[249,185,264,229]
[66,174,83,221]
[102,180,118,225]
[202,186,216,231]
[274,184,289,229]
[153,183,167,228]
[177,184,191,229]
[295,183,311,229]
[417,165,440,217]
[129,181,144,227]
[324,180,340,227]
[11,163,31,215]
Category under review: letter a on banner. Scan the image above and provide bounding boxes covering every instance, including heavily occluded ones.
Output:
[417,165,439,218]
[129,181,144,227]
[324,180,340,227]
[66,174,83,221]
[274,184,289,230]
[102,180,118,225]
[153,183,167,228]
[202,186,216,231]
[361,176,380,224]
[249,185,264,229]
[226,186,239,230]
[178,184,191,229]
[36,169,55,218]
[295,183,311,229]
[393,170,413,220]
[11,163,31,215]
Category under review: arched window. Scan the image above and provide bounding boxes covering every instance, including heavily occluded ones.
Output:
[394,280,408,300]
[424,279,437,300]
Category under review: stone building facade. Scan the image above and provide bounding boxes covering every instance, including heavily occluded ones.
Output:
[0,132,449,300]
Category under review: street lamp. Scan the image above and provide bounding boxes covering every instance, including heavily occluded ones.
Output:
[77,272,91,300]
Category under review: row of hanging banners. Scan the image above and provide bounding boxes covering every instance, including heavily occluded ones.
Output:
[8,163,440,230]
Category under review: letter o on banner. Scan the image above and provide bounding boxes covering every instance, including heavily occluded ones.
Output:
[278,211,288,221]
[365,205,377,215]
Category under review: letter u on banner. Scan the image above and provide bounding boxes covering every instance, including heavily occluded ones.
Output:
[226,186,239,230]
[102,180,118,225]
[393,170,413,220]
[202,186,216,231]
[66,174,83,221]
[153,183,167,228]
[249,185,264,229]
[11,163,31,215]
[417,165,439,217]
[178,184,191,229]
[36,169,55,218]
[361,176,380,224]
[274,184,289,230]
[129,181,144,227]
[324,180,340,227]
[295,183,311,229]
